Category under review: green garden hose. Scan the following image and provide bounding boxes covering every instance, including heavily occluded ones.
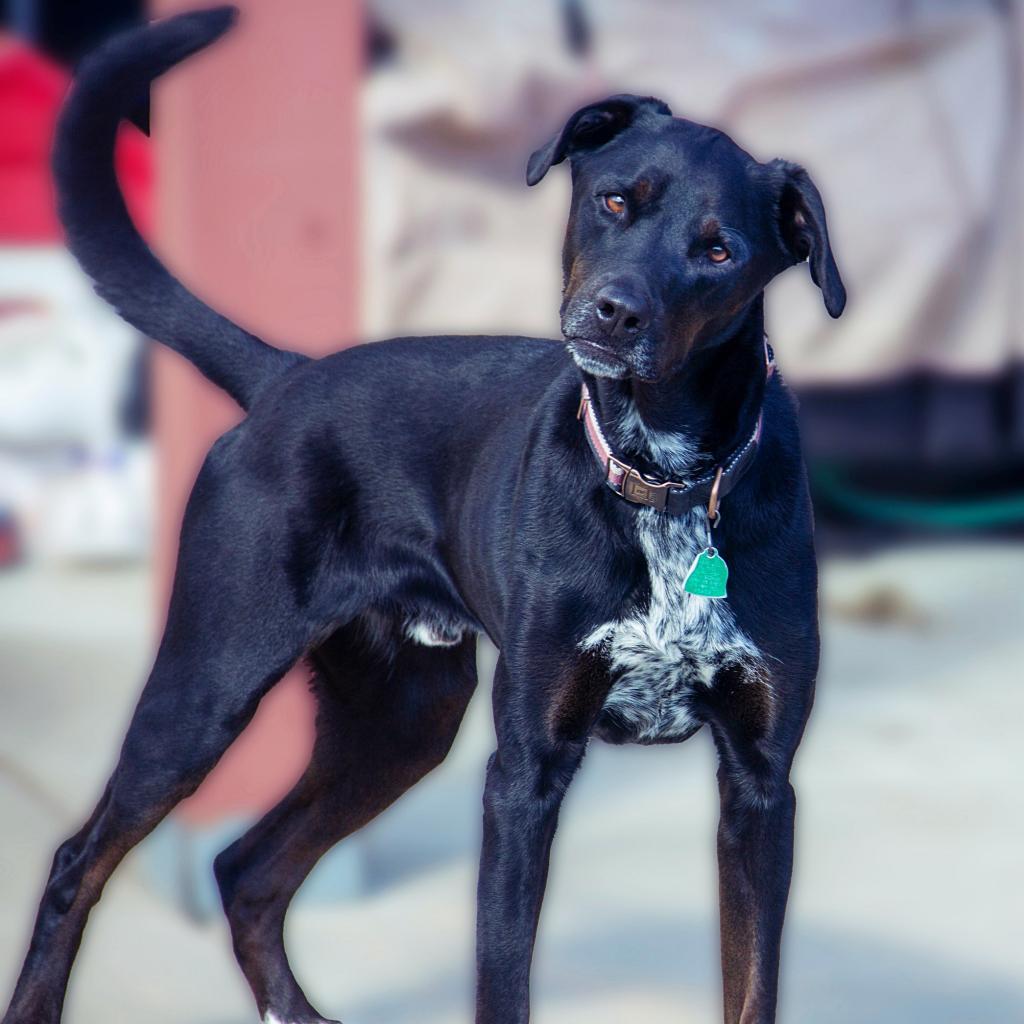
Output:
[812,464,1024,530]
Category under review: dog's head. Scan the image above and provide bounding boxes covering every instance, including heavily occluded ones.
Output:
[528,95,845,383]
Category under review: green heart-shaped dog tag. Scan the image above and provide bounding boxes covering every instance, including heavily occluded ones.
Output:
[683,547,728,599]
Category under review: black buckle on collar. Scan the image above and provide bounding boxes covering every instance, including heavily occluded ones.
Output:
[611,456,676,510]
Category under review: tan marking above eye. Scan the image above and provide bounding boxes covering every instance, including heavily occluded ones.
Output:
[604,194,626,215]
[708,243,731,263]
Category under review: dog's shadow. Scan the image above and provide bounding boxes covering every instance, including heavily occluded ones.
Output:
[274,718,1023,1024]
[332,916,1024,1024]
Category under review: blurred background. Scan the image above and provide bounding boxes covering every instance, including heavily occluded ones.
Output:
[1,1,1023,1022]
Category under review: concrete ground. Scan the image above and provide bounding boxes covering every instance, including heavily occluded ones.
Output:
[1,541,1022,1023]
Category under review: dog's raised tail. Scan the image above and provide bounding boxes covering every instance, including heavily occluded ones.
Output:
[53,6,304,410]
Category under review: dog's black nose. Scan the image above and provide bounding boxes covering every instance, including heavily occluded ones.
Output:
[593,283,651,338]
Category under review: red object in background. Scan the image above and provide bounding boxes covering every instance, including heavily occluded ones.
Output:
[0,509,20,567]
[0,33,152,243]
[0,3,361,827]
[152,0,362,826]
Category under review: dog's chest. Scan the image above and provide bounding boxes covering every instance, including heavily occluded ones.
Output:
[584,509,762,743]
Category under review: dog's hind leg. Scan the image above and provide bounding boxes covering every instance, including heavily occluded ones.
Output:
[215,618,478,1024]
[1,438,339,1024]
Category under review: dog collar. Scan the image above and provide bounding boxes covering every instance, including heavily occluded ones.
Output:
[577,338,774,516]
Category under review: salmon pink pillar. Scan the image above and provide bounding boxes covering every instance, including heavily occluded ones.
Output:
[152,0,361,824]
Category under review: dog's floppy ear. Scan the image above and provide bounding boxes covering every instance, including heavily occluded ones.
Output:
[766,159,846,318]
[526,95,672,187]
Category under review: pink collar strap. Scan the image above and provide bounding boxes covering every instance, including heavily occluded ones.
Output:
[576,338,774,515]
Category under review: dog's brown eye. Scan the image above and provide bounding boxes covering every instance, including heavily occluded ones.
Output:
[708,243,730,264]
[604,194,626,215]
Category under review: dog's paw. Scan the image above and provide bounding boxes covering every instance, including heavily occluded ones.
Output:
[262,1014,342,1024]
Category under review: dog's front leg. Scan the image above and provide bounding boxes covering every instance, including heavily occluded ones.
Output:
[715,764,796,1024]
[474,653,593,1024]
[701,660,813,1024]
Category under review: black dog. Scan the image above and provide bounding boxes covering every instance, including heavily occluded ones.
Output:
[2,9,845,1024]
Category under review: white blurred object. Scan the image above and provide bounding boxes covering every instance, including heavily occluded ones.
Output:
[0,246,152,564]
[0,247,139,449]
[34,443,153,564]
[0,442,153,565]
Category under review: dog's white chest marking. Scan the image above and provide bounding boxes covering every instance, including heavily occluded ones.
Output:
[585,507,764,742]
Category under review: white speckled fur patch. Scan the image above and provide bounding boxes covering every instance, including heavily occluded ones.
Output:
[583,413,765,742]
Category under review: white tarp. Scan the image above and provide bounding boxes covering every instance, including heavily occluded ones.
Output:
[362,0,1021,387]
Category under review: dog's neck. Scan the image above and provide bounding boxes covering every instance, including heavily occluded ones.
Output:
[584,302,769,479]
